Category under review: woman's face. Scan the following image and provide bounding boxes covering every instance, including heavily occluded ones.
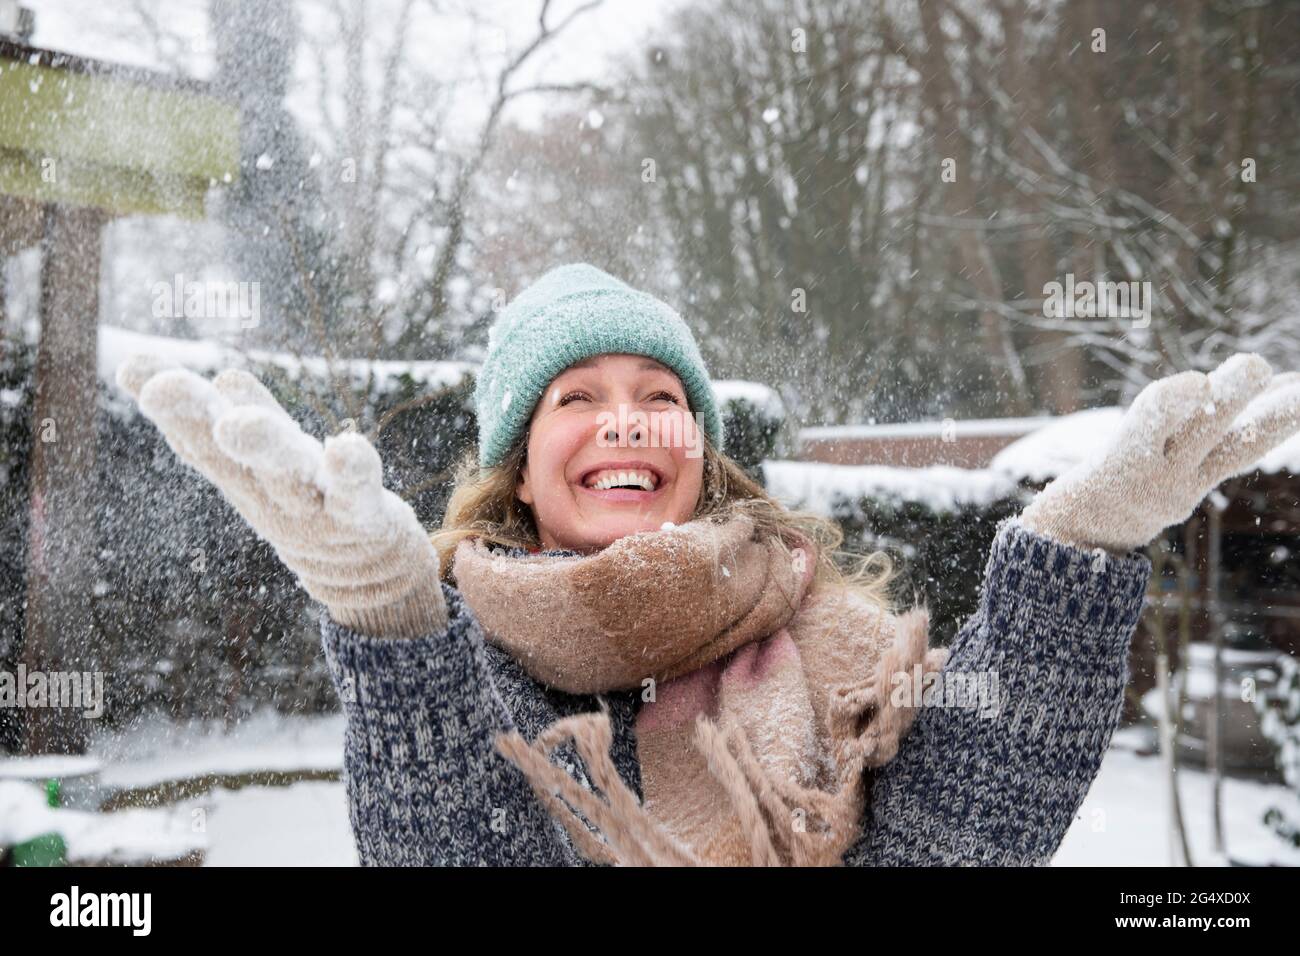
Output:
[516,353,705,553]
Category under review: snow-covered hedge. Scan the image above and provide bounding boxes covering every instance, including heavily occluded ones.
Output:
[0,330,787,742]
[3,331,482,742]
[762,459,1031,637]
[96,326,784,474]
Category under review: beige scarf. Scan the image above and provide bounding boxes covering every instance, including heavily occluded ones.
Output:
[452,513,947,866]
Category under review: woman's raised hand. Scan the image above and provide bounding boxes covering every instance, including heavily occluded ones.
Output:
[117,355,448,639]
[1020,353,1300,554]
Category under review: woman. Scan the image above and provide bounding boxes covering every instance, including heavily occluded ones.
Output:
[116,263,1300,866]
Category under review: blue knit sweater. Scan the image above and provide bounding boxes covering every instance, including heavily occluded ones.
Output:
[319,517,1151,866]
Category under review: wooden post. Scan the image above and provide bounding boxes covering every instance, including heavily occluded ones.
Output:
[20,201,104,754]
[0,38,237,753]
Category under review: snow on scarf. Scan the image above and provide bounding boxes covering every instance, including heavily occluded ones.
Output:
[452,513,947,866]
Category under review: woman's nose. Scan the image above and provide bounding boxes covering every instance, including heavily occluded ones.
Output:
[599,422,646,444]
[597,403,647,446]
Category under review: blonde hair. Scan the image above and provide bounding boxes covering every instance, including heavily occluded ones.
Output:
[429,429,894,612]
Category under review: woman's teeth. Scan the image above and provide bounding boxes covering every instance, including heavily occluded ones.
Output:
[585,469,657,491]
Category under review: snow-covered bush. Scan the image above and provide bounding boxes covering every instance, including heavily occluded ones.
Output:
[714,380,787,479]
[762,459,1031,639]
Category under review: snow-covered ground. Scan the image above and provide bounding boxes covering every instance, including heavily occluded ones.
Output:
[0,779,203,864]
[89,710,359,865]
[1,709,351,865]
[5,709,1295,866]
[198,728,1299,867]
[200,781,357,866]
[1056,728,1300,867]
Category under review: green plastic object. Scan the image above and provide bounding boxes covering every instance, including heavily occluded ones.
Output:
[0,44,240,217]
[10,778,67,866]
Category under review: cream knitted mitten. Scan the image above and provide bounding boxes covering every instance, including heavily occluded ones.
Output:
[1020,353,1300,554]
[117,355,448,640]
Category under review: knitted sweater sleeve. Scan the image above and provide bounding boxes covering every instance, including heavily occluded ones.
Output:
[318,580,585,866]
[844,516,1152,866]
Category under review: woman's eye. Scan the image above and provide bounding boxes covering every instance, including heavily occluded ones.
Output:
[557,389,678,405]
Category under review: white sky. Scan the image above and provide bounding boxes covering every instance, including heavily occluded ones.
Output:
[22,0,686,135]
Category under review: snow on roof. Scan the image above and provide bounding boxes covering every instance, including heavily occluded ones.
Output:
[992,405,1300,481]
[98,325,477,396]
[991,407,1124,483]
[801,415,1053,442]
[763,459,1022,514]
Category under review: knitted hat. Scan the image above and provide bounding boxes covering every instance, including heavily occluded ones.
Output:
[474,263,724,468]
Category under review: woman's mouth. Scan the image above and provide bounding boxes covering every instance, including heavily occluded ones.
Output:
[577,463,666,504]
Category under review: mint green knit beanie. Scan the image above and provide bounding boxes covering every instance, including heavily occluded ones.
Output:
[474,263,725,468]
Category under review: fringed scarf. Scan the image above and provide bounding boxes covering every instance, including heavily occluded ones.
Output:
[452,513,947,866]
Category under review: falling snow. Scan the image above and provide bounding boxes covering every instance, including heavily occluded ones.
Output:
[1,0,1298,871]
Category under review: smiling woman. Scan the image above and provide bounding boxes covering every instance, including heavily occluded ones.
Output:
[513,353,705,553]
[429,353,881,600]
[405,264,942,864]
[116,261,1299,867]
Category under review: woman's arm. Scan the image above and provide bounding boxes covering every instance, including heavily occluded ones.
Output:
[320,580,589,866]
[114,357,607,865]
[848,353,1300,866]
[844,517,1150,866]
[115,357,446,641]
